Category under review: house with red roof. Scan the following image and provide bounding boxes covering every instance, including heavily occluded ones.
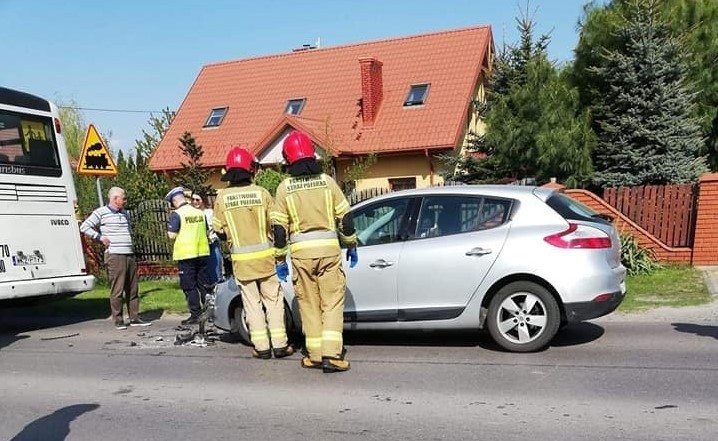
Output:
[149,25,494,192]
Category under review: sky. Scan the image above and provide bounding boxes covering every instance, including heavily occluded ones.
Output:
[0,0,593,156]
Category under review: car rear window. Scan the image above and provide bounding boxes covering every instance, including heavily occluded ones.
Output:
[545,193,610,225]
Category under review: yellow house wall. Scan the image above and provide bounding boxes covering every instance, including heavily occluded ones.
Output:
[336,153,451,190]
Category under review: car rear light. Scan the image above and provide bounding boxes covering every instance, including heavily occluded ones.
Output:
[543,223,612,249]
[54,117,62,134]
[593,293,613,302]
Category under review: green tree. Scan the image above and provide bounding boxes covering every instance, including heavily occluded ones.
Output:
[254,167,287,196]
[342,153,377,193]
[574,0,718,169]
[587,0,707,186]
[57,101,113,214]
[448,11,594,187]
[172,131,213,195]
[660,0,718,169]
[110,109,174,207]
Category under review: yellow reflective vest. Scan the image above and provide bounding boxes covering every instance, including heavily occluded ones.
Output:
[172,204,210,261]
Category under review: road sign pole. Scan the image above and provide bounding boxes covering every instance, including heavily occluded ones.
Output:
[96,177,103,207]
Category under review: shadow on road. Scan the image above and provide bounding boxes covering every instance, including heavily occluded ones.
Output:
[551,322,605,347]
[344,329,485,347]
[340,321,605,352]
[672,322,718,340]
[10,403,100,441]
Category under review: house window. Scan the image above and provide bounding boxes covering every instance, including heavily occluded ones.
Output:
[404,84,430,106]
[285,98,306,115]
[389,177,416,191]
[204,107,228,127]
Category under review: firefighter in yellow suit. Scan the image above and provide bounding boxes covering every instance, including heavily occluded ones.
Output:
[213,146,294,359]
[271,131,358,373]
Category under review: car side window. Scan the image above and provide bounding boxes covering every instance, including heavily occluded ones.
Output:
[352,198,409,247]
[415,196,481,238]
[414,195,512,238]
[475,198,512,230]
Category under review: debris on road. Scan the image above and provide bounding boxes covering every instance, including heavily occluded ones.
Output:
[40,332,80,341]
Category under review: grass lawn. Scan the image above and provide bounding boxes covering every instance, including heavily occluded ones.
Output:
[8,279,187,319]
[9,265,712,318]
[621,265,712,312]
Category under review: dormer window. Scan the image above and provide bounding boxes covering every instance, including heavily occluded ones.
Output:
[204,107,228,127]
[404,83,430,106]
[285,98,306,115]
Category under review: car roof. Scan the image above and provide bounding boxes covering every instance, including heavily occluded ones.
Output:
[353,184,556,207]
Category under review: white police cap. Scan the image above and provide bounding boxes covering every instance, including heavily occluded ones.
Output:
[164,186,185,202]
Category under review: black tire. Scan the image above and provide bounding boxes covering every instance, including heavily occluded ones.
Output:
[230,304,252,346]
[487,281,560,353]
[229,301,296,347]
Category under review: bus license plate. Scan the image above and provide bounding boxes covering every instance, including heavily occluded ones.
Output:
[13,252,46,266]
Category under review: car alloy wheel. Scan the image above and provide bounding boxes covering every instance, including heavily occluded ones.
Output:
[487,281,560,353]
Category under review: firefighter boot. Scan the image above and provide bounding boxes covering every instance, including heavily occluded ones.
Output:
[273,345,295,358]
[321,357,350,373]
[301,357,322,369]
[252,348,272,359]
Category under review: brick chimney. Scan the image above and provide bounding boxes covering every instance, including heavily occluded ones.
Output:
[359,57,383,126]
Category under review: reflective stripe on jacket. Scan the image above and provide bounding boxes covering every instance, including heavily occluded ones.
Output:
[213,184,276,280]
[271,173,355,259]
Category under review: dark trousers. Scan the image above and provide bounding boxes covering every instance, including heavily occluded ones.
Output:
[178,257,210,318]
[104,253,139,322]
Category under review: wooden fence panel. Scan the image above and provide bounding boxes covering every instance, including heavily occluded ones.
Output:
[602,184,697,248]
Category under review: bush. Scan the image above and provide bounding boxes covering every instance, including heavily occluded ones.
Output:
[620,234,661,276]
[254,167,287,196]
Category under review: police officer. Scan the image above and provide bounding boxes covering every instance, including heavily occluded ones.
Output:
[166,186,211,325]
[213,146,294,359]
[271,130,358,373]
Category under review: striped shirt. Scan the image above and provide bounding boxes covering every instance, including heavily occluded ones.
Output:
[80,205,134,255]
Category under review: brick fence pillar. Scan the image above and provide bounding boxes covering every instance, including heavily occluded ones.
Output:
[691,173,718,265]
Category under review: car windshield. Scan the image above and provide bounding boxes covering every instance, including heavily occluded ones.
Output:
[545,192,610,224]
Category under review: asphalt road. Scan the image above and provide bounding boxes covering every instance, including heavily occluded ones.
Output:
[0,305,716,441]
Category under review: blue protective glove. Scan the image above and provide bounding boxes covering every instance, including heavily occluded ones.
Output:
[346,247,358,268]
[276,261,289,282]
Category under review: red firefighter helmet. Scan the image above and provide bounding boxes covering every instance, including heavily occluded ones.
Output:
[282,131,316,165]
[225,145,257,172]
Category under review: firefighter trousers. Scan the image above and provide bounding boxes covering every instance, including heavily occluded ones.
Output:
[238,274,288,352]
[291,254,346,362]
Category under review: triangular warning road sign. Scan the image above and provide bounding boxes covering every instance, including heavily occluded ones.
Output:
[77,124,118,176]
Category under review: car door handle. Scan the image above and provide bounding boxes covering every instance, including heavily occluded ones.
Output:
[465,247,492,256]
[369,259,394,268]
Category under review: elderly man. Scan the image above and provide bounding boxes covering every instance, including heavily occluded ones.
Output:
[80,187,152,330]
[166,186,211,325]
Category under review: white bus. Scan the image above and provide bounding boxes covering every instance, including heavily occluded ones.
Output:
[0,86,96,304]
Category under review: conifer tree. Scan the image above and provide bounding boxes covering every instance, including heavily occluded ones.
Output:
[589,0,707,186]
[448,11,594,187]
[173,131,213,196]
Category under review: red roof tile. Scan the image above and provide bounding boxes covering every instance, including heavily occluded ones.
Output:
[150,25,493,171]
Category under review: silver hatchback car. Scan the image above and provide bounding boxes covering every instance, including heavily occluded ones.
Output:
[211,185,626,352]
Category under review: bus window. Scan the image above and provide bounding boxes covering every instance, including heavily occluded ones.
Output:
[0,111,61,175]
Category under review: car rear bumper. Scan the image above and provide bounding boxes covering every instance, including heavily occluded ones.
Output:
[564,290,626,322]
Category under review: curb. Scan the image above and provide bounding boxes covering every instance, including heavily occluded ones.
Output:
[695,266,718,296]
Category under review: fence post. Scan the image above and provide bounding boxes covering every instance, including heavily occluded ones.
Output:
[691,173,718,265]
